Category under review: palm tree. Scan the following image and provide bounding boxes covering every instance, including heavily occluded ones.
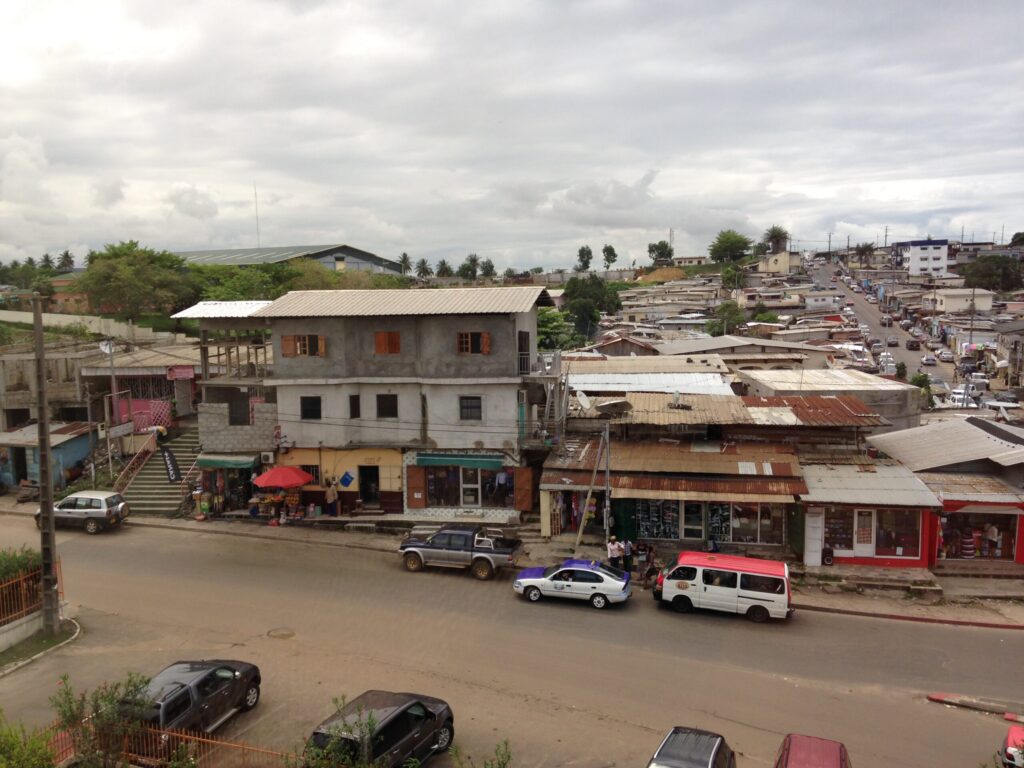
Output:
[414,258,433,278]
[40,253,55,272]
[398,252,412,275]
[479,258,496,279]
[762,226,790,254]
[436,259,454,278]
[462,253,480,279]
[57,249,75,273]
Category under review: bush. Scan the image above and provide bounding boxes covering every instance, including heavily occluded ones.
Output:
[0,712,54,768]
[0,548,41,581]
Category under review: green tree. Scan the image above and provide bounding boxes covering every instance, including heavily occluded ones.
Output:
[204,267,276,300]
[24,256,36,270]
[398,252,412,276]
[1009,231,1024,247]
[576,245,593,272]
[76,241,194,320]
[705,301,744,336]
[414,258,433,278]
[0,713,54,768]
[647,240,674,266]
[39,253,56,273]
[708,230,752,263]
[502,267,517,280]
[720,263,746,289]
[479,258,496,279]
[530,266,544,274]
[910,372,935,409]
[854,242,874,264]
[537,307,585,349]
[602,244,618,270]
[762,225,789,254]
[57,249,75,273]
[962,254,1023,293]
[563,274,621,314]
[457,254,480,280]
[564,298,599,337]
[436,259,454,278]
[895,361,907,381]
[30,276,55,301]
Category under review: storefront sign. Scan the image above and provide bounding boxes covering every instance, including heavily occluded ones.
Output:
[160,446,182,484]
[167,365,195,381]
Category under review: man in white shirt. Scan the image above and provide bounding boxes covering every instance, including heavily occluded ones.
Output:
[607,536,623,569]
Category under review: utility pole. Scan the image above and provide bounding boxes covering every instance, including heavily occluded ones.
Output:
[84,382,96,487]
[603,421,611,540]
[827,232,833,255]
[846,234,850,253]
[961,224,965,243]
[33,295,60,636]
[884,225,889,247]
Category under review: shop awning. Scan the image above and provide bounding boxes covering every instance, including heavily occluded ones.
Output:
[539,470,805,502]
[946,504,1023,516]
[416,453,505,470]
[197,453,258,469]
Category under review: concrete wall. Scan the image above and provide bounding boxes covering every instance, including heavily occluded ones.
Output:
[271,314,529,380]
[198,402,277,453]
[0,611,42,654]
[275,381,522,453]
[0,310,190,343]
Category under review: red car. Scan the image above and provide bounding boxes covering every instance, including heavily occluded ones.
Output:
[774,734,852,767]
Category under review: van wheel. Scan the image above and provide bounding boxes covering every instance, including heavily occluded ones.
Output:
[672,596,693,613]
[747,605,770,623]
[404,553,423,572]
[84,519,100,535]
[471,559,494,581]
[590,593,608,609]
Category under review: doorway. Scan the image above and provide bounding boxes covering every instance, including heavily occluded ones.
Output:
[854,509,875,557]
[358,466,380,507]
[11,448,28,484]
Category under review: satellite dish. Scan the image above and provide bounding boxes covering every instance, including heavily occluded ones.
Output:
[577,391,592,411]
[99,340,114,355]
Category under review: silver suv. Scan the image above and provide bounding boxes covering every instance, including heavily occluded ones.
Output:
[35,490,130,534]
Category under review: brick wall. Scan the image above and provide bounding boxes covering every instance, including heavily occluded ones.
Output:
[198,402,277,453]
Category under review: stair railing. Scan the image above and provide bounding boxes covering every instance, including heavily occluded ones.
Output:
[113,433,157,493]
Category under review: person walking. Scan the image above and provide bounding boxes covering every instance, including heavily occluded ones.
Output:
[607,535,623,569]
[622,538,634,574]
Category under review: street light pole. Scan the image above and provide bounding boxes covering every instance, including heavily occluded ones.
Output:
[33,295,61,635]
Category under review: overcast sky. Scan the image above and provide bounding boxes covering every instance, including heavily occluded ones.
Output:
[1,1,1022,270]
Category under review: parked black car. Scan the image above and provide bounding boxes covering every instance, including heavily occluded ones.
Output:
[306,690,454,767]
[138,660,261,732]
[646,727,736,768]
[904,338,921,350]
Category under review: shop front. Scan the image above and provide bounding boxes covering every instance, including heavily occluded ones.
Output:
[809,505,933,565]
[405,451,531,522]
[276,447,405,515]
[940,505,1022,563]
[195,453,259,516]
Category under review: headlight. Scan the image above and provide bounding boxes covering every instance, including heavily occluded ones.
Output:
[513,581,521,589]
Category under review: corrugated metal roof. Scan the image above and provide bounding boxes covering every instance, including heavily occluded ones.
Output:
[539,470,806,500]
[0,421,94,448]
[171,301,272,319]
[174,244,398,268]
[740,369,918,391]
[741,395,890,427]
[655,335,822,356]
[565,356,729,373]
[916,471,1024,504]
[800,462,941,507]
[867,418,1024,471]
[253,287,550,317]
[567,372,734,395]
[80,344,203,375]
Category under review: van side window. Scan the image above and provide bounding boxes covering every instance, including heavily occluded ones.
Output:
[703,569,737,589]
[669,566,697,580]
[740,574,785,594]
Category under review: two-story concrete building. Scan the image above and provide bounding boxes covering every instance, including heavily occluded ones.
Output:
[251,287,556,521]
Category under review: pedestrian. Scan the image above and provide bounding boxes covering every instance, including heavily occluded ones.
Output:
[986,522,1000,558]
[607,535,623,569]
[324,479,338,517]
[622,538,634,574]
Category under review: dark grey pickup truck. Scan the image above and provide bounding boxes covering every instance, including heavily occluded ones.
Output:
[398,523,523,580]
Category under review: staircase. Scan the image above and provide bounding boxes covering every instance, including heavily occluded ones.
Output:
[124,422,201,516]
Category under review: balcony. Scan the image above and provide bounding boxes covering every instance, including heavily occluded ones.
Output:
[519,351,561,378]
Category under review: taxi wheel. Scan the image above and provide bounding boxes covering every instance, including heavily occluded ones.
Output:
[672,596,693,613]
[590,593,608,610]
[525,586,542,602]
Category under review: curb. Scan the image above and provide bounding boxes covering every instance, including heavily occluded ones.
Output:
[794,602,1024,630]
[0,618,82,679]
[927,692,1024,717]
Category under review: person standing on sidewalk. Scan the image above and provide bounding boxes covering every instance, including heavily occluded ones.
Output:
[622,538,634,574]
[607,535,623,569]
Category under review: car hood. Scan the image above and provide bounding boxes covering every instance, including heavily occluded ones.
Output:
[515,566,546,581]
[399,535,429,548]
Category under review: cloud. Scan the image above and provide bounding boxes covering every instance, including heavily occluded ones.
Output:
[94,177,125,207]
[166,183,218,219]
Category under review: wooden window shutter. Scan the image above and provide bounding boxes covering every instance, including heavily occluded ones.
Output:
[406,466,427,509]
[481,332,491,355]
[456,333,464,355]
[389,332,400,353]
[375,332,388,354]
[281,335,298,357]
[317,335,327,356]
[514,466,533,512]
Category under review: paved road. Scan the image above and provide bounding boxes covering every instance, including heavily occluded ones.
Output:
[1,522,1019,767]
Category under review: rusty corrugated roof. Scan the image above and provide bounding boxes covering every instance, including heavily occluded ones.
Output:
[740,395,890,427]
[253,287,550,317]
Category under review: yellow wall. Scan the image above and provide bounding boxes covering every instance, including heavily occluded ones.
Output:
[277,447,403,492]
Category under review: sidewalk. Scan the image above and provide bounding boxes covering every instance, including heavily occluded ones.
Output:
[3,498,1022,627]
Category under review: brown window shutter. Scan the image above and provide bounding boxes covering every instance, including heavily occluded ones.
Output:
[390,332,400,353]
[513,466,533,512]
[375,332,388,354]
[406,466,427,509]
[456,333,464,355]
[481,332,491,354]
[281,335,297,357]
[317,335,327,356]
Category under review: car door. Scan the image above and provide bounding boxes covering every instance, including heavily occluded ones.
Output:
[372,716,415,768]
[447,532,473,567]
[545,569,574,598]
[195,668,235,731]
[662,566,698,606]
[401,702,437,763]
[424,533,450,565]
[571,570,605,600]
[700,568,739,614]
[53,498,76,527]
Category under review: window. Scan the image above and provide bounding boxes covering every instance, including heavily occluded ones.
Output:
[574,570,603,584]
[403,703,429,728]
[459,396,482,421]
[228,396,250,426]
[448,533,471,550]
[300,396,322,420]
[197,671,230,697]
[481,468,513,507]
[374,331,401,354]
[349,394,361,419]
[875,509,920,557]
[669,566,698,581]
[429,533,451,548]
[740,574,785,594]
[456,331,491,355]
[373,719,410,760]
[281,334,326,357]
[161,691,192,726]
[702,569,737,589]
[376,394,398,419]
[300,465,321,485]
[824,507,854,550]
[461,467,480,506]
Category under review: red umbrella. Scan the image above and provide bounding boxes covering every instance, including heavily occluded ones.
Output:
[253,466,315,489]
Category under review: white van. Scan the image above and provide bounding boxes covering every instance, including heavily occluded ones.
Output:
[654,552,793,622]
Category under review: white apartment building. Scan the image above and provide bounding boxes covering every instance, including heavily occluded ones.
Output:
[893,239,952,277]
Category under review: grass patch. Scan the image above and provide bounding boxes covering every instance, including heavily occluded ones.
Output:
[56,471,117,501]
[0,619,76,669]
